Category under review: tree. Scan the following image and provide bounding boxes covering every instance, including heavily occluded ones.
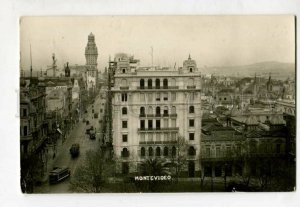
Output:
[171,135,188,182]
[69,149,115,192]
[136,158,170,192]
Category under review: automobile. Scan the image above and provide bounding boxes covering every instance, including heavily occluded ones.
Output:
[94,113,98,118]
[69,144,80,158]
[49,167,71,184]
[86,120,90,125]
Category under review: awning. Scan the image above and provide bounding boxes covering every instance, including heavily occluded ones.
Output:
[56,128,63,135]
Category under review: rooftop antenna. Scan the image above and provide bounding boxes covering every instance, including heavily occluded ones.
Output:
[30,43,33,78]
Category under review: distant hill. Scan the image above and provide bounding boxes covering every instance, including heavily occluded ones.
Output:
[202,61,295,80]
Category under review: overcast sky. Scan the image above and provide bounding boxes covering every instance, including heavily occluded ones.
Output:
[20,16,295,73]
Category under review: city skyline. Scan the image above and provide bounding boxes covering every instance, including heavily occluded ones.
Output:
[20,16,295,73]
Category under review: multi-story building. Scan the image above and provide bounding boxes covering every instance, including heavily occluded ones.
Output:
[112,54,202,177]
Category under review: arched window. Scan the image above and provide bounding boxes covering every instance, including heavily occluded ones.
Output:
[121,148,129,157]
[140,79,145,89]
[189,106,194,113]
[163,79,168,89]
[140,107,145,116]
[172,146,176,157]
[188,146,196,156]
[122,107,127,115]
[163,147,169,156]
[156,106,161,116]
[141,147,145,157]
[156,147,161,156]
[155,79,160,89]
[163,106,168,116]
[171,106,176,114]
[148,79,152,89]
[149,147,153,156]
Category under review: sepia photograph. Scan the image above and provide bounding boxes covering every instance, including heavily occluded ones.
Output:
[19,16,296,193]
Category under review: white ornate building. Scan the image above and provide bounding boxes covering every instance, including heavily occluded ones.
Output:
[112,54,202,177]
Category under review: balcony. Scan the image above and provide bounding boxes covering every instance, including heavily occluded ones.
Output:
[136,86,179,90]
[120,86,129,90]
[187,85,196,89]
[138,127,179,132]
[139,140,178,145]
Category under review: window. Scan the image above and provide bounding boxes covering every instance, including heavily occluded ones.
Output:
[216,146,221,157]
[189,106,194,113]
[122,121,128,128]
[171,119,176,127]
[205,147,210,157]
[171,106,176,114]
[171,146,176,157]
[163,106,168,116]
[163,93,168,101]
[156,133,161,142]
[156,120,161,129]
[140,134,145,142]
[23,126,28,136]
[189,92,194,101]
[189,133,194,140]
[140,120,145,129]
[156,93,160,101]
[189,67,193,72]
[122,69,126,74]
[224,97,227,101]
[171,92,176,101]
[163,119,169,128]
[148,106,153,114]
[163,79,168,89]
[148,120,153,129]
[155,79,160,89]
[122,107,127,115]
[23,109,27,117]
[148,93,153,102]
[163,147,169,156]
[141,147,145,157]
[122,134,128,142]
[156,147,161,156]
[149,147,153,156]
[121,79,127,86]
[140,79,145,89]
[148,79,153,89]
[188,146,196,156]
[140,107,145,116]
[121,93,127,102]
[189,119,194,127]
[148,133,153,142]
[121,148,129,157]
[156,107,161,116]
[140,93,145,102]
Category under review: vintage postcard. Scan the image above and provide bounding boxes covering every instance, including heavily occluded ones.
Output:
[19,16,295,193]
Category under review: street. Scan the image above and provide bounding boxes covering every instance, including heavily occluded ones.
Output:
[34,92,105,193]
